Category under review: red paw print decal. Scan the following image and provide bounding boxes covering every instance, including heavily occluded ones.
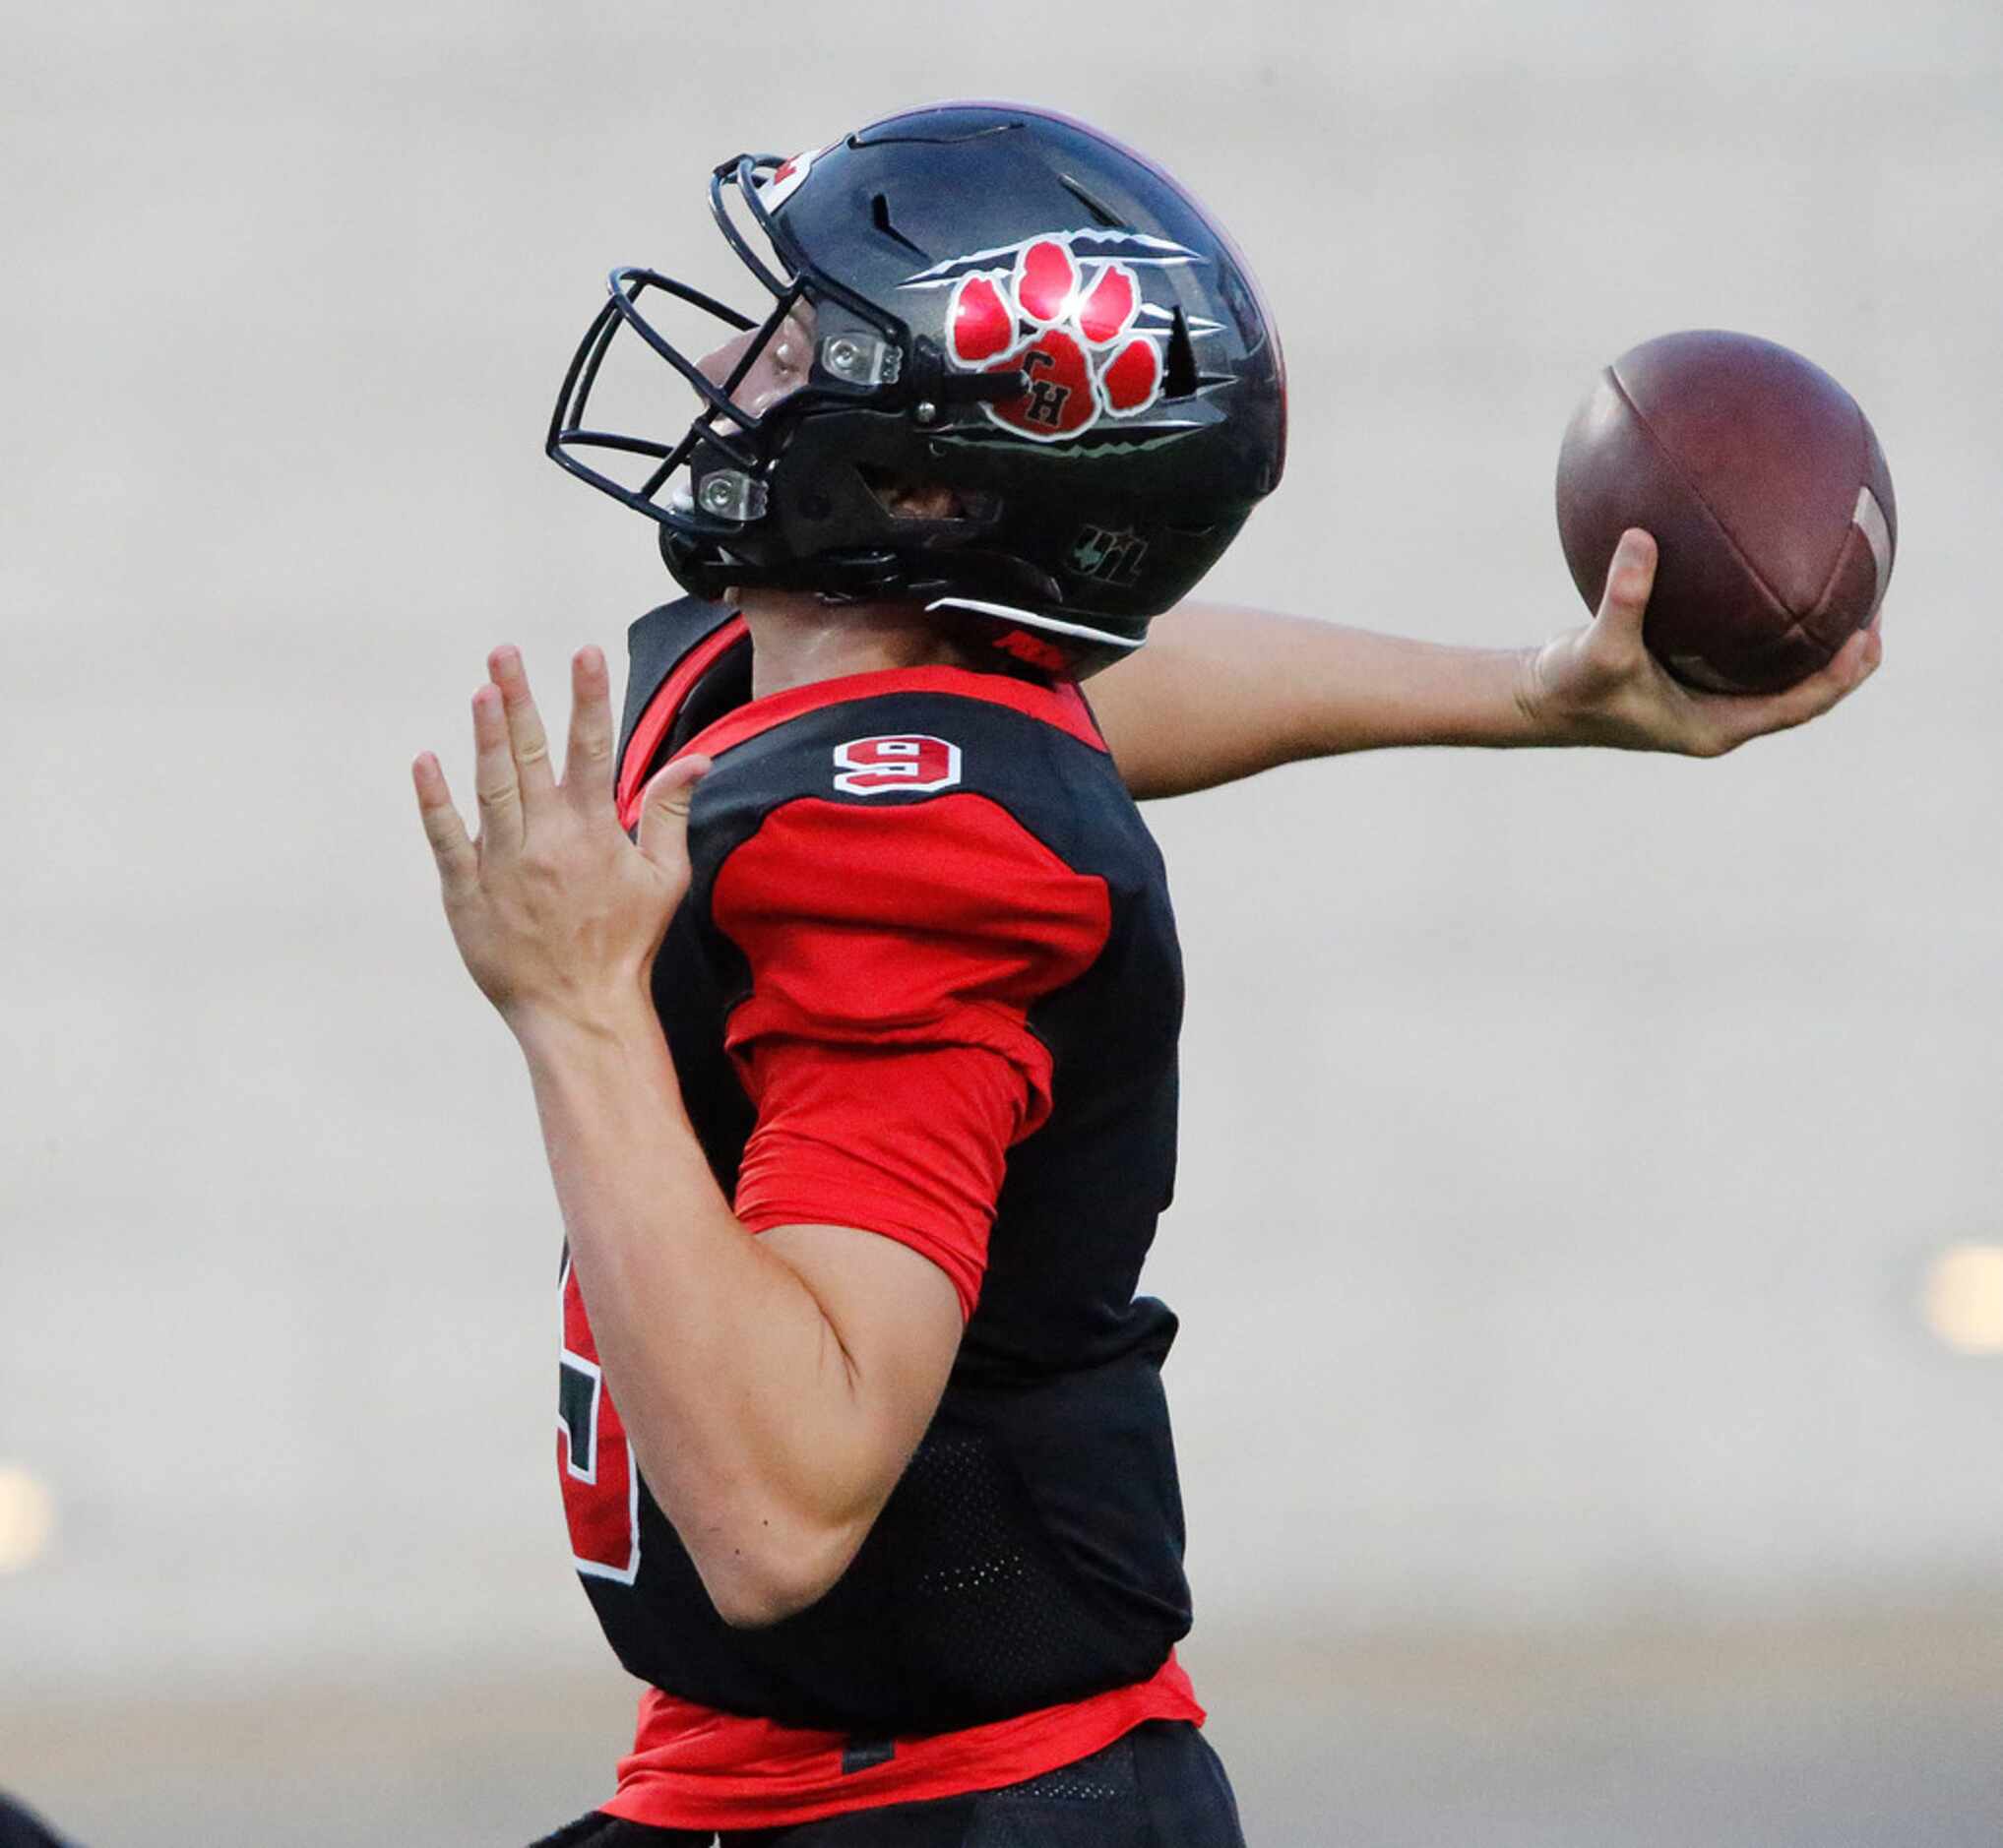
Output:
[944,235,1168,443]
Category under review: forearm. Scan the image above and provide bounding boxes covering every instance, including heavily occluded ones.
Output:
[1090,602,1548,799]
[520,1006,880,1622]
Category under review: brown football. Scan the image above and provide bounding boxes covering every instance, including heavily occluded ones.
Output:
[1554,330,1896,693]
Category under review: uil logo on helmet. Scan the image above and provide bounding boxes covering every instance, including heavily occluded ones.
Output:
[901,230,1222,447]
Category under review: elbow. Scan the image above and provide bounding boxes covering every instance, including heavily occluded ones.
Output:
[710,1575,816,1632]
[707,1559,821,1632]
[697,1516,869,1631]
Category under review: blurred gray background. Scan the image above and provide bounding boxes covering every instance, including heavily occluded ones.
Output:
[3,1,1999,1842]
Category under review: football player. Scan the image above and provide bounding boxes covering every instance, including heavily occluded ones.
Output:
[413,105,1878,1847]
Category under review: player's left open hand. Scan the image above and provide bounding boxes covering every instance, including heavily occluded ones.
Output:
[412,646,709,1036]
[1520,528,1884,757]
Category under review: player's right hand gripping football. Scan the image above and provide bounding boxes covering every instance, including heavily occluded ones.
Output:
[411,646,709,1035]
[1524,529,1884,757]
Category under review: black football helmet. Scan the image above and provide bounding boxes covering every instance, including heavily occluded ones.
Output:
[547,101,1286,676]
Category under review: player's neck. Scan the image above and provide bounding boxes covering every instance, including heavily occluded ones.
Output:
[735,589,980,702]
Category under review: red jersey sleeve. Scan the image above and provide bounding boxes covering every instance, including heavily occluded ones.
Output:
[712,794,1112,1318]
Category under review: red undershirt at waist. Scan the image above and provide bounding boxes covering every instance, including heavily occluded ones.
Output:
[602,1651,1203,1832]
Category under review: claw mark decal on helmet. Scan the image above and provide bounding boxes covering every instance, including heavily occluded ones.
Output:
[905,230,1199,445]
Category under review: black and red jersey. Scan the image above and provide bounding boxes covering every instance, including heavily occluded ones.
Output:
[556,598,1200,1831]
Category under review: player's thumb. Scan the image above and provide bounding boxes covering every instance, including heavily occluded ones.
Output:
[636,754,711,886]
[1596,527,1658,638]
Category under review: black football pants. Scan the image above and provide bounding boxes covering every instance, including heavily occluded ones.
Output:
[529,1720,1247,1847]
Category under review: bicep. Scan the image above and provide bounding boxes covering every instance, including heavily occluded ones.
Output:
[729,1036,1028,1526]
[757,1221,964,1508]
[1089,600,1341,798]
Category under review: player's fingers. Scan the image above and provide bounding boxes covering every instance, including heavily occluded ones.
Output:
[488,647,557,814]
[471,682,524,854]
[1592,529,1658,649]
[1855,619,1885,674]
[564,646,618,819]
[411,752,477,896]
[635,755,711,888]
[1705,624,1883,751]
